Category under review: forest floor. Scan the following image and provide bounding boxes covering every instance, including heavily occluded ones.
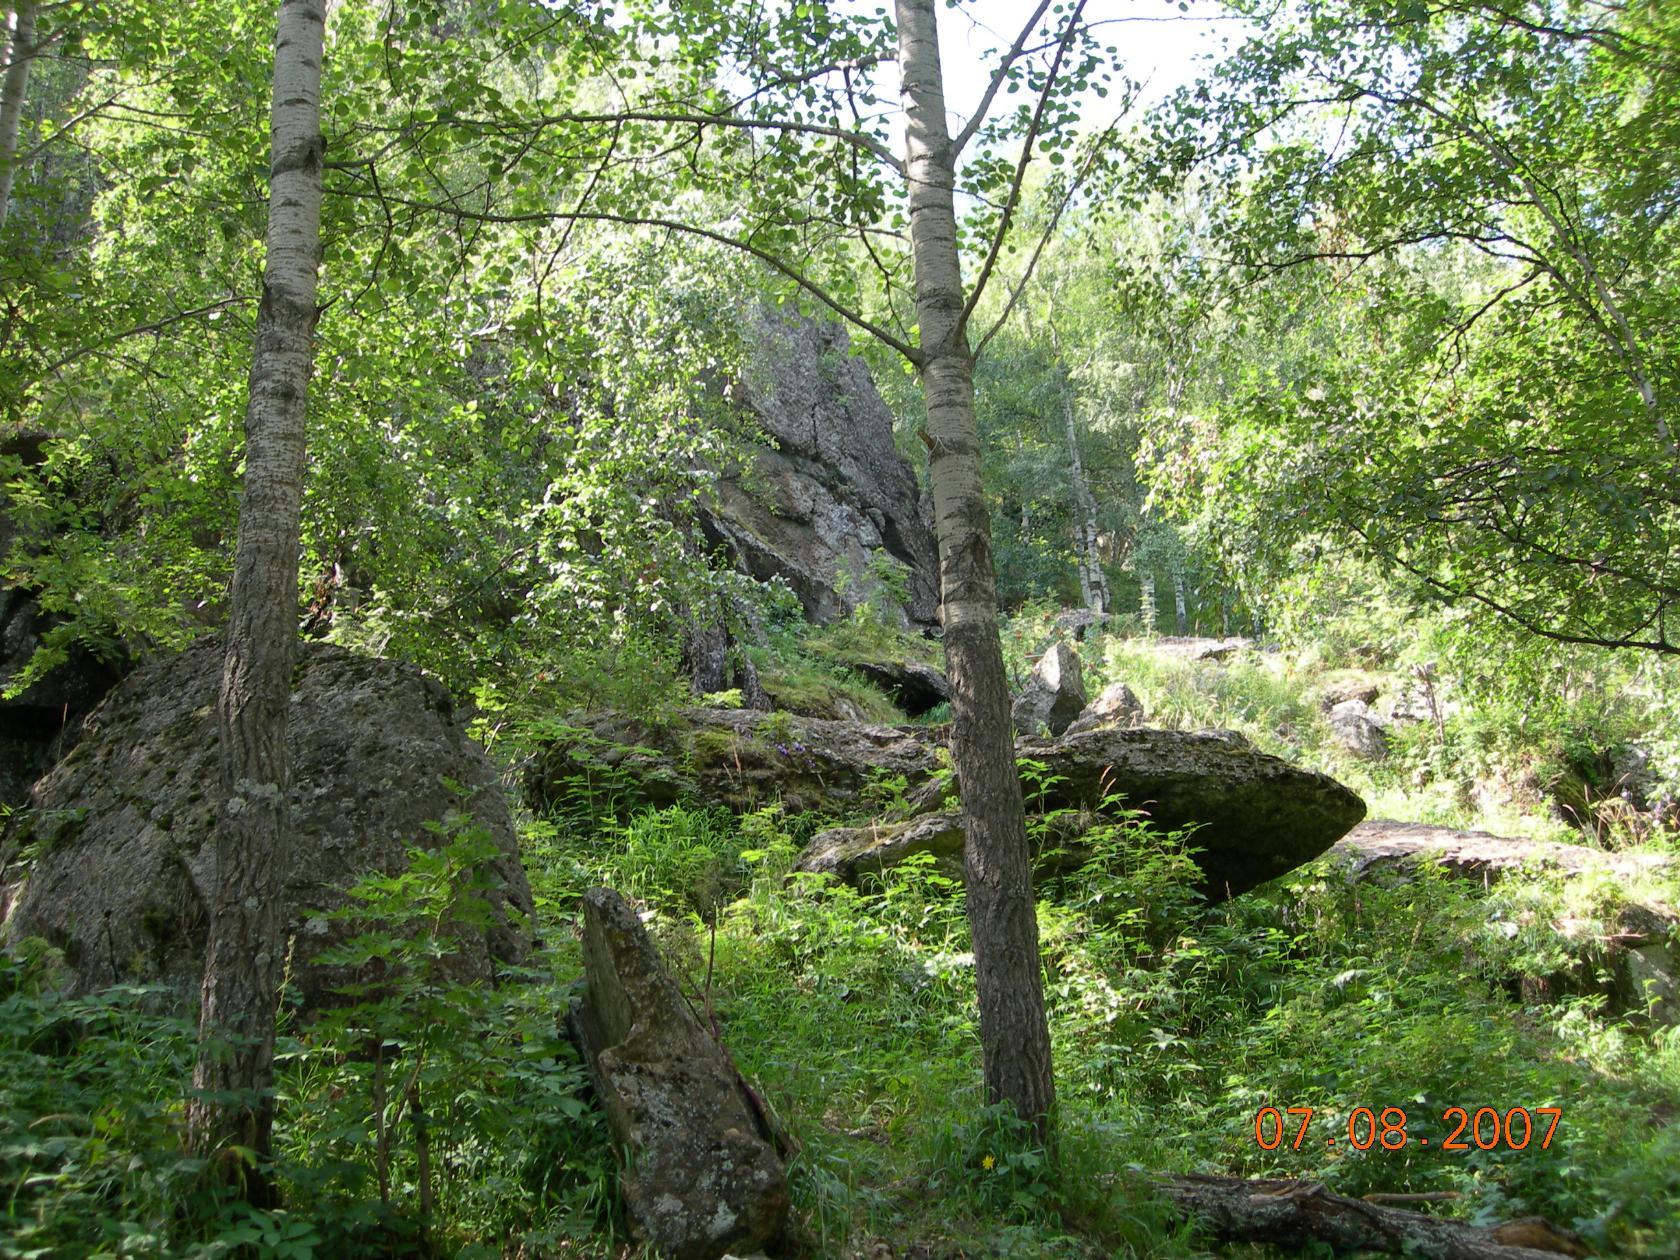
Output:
[4,622,1677,1258]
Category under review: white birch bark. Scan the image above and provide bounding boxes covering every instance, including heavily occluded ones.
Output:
[896,0,1056,1138]
[188,0,326,1196]
[0,2,38,231]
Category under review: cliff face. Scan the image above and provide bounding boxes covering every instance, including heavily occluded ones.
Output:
[697,307,939,628]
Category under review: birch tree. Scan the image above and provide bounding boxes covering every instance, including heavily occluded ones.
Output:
[0,1,37,229]
[351,0,1124,1136]
[186,0,326,1196]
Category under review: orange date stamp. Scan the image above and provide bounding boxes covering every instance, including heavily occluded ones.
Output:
[1253,1106,1562,1152]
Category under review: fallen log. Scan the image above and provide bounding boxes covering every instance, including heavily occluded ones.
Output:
[1155,1174,1587,1258]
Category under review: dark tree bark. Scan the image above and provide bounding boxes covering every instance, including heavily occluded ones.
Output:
[186,0,326,1201]
[896,0,1056,1140]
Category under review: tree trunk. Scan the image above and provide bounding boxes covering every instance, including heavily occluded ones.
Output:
[0,1,38,231]
[1172,570,1188,636]
[1058,364,1110,615]
[1140,572,1157,633]
[896,0,1056,1141]
[187,0,326,1201]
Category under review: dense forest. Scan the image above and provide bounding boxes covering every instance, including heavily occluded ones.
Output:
[0,0,1676,1256]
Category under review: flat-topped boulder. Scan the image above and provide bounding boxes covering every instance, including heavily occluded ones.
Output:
[535,708,1367,901]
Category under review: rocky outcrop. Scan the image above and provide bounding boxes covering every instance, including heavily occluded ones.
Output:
[849,658,949,717]
[0,587,125,808]
[0,638,533,1009]
[526,708,940,819]
[1012,642,1087,737]
[530,708,1367,902]
[1330,820,1677,1023]
[569,888,789,1260]
[1329,819,1675,882]
[696,308,940,627]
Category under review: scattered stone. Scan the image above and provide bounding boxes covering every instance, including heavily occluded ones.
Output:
[1062,681,1145,737]
[1314,679,1380,713]
[1011,642,1087,737]
[0,638,534,1008]
[849,659,949,717]
[1326,699,1390,761]
[570,888,789,1260]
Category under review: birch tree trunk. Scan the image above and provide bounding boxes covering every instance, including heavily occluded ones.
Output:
[187,0,326,1199]
[896,0,1056,1140]
[1172,570,1188,636]
[1059,367,1109,615]
[1140,572,1157,633]
[0,1,38,231]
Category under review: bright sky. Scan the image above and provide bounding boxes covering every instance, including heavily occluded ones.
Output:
[932,0,1247,119]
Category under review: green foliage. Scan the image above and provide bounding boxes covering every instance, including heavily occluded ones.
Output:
[0,819,616,1258]
[1139,0,1680,655]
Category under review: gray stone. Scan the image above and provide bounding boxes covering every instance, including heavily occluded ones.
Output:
[570,888,788,1260]
[799,728,1365,903]
[697,308,939,627]
[0,638,533,1009]
[526,708,939,819]
[797,811,966,883]
[1062,681,1145,737]
[1326,699,1389,761]
[1012,642,1087,737]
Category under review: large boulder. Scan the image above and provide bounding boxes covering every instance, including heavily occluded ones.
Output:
[570,888,789,1260]
[0,587,126,808]
[0,638,534,1008]
[1011,728,1365,898]
[1012,642,1087,737]
[697,308,940,627]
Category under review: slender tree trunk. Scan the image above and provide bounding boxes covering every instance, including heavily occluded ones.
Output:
[896,0,1056,1141]
[0,1,38,231]
[187,0,326,1201]
[1058,367,1109,614]
[1172,570,1188,636]
[1140,572,1157,633]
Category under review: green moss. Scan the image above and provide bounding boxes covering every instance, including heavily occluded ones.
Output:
[757,657,903,724]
